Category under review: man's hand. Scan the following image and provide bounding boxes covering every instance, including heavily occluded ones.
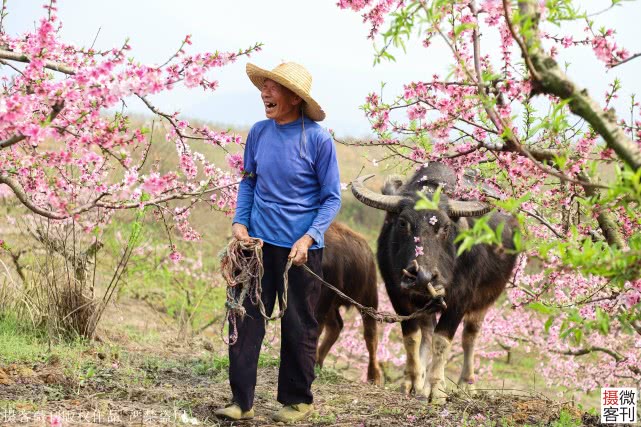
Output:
[232,223,261,246]
[288,235,314,266]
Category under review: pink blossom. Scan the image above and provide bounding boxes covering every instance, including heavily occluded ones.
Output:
[169,250,183,264]
[48,415,62,427]
[561,36,573,48]
[415,245,424,257]
[409,147,426,161]
[226,153,244,173]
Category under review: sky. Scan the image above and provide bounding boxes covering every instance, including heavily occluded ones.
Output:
[5,0,641,138]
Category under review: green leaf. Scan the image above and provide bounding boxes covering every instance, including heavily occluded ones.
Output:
[596,308,610,335]
[453,22,476,38]
[414,186,442,211]
[527,301,557,316]
[572,328,583,346]
[140,191,151,202]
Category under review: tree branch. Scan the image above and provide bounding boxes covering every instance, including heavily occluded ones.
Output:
[516,0,641,171]
[553,346,625,363]
[577,172,625,248]
[0,134,26,149]
[502,0,541,82]
[0,48,75,75]
[0,173,239,219]
[0,101,65,149]
[0,175,111,219]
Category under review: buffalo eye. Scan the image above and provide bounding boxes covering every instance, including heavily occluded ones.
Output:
[397,218,411,234]
[437,222,451,240]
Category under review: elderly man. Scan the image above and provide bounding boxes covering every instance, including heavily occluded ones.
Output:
[215,62,341,423]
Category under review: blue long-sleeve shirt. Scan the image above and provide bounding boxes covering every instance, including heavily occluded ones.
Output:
[232,117,341,249]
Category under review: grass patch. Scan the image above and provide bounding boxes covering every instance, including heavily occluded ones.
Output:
[0,315,89,365]
[119,324,162,345]
[378,406,403,416]
[315,366,343,385]
[549,409,583,427]
[192,353,279,378]
[309,412,337,424]
[0,315,45,363]
[138,355,183,373]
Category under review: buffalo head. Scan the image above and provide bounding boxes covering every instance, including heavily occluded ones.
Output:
[351,165,490,298]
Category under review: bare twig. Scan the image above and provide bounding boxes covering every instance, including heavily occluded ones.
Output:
[501,0,541,81]
[0,0,7,34]
[519,208,564,239]
[610,52,641,69]
[89,26,101,51]
[0,58,25,76]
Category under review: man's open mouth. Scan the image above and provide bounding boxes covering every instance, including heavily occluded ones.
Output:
[264,101,277,112]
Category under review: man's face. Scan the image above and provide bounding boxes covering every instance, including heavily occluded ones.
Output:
[261,79,302,124]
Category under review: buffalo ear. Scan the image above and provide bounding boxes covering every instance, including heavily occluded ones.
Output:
[382,174,404,195]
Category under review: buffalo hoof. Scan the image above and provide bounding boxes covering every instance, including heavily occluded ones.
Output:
[422,382,432,398]
[368,364,384,386]
[457,379,476,395]
[400,379,427,396]
[430,382,447,405]
[400,369,426,396]
[400,380,413,395]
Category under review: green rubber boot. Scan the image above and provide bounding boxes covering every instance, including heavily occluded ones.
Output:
[271,403,314,423]
[214,403,254,421]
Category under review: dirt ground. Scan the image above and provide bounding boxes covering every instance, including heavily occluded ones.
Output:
[0,360,597,426]
[0,300,597,426]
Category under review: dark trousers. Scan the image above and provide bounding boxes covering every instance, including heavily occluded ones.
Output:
[229,243,323,411]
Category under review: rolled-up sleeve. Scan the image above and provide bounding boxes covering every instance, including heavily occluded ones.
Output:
[305,135,341,243]
[232,128,257,228]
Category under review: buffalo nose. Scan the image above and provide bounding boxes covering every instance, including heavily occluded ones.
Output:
[417,269,437,287]
[404,259,419,276]
[401,260,419,289]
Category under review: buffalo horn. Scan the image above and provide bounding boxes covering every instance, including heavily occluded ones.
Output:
[351,174,405,213]
[447,200,491,217]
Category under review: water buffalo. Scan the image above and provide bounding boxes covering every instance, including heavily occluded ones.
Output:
[351,162,518,403]
[316,222,383,385]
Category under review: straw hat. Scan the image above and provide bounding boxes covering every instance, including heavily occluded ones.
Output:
[246,62,326,122]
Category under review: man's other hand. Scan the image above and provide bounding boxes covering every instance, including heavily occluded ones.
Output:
[288,235,314,266]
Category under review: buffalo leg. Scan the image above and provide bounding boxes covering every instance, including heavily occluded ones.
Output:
[400,319,426,395]
[427,308,464,405]
[316,307,343,368]
[458,308,487,392]
[361,313,383,385]
[419,314,436,382]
